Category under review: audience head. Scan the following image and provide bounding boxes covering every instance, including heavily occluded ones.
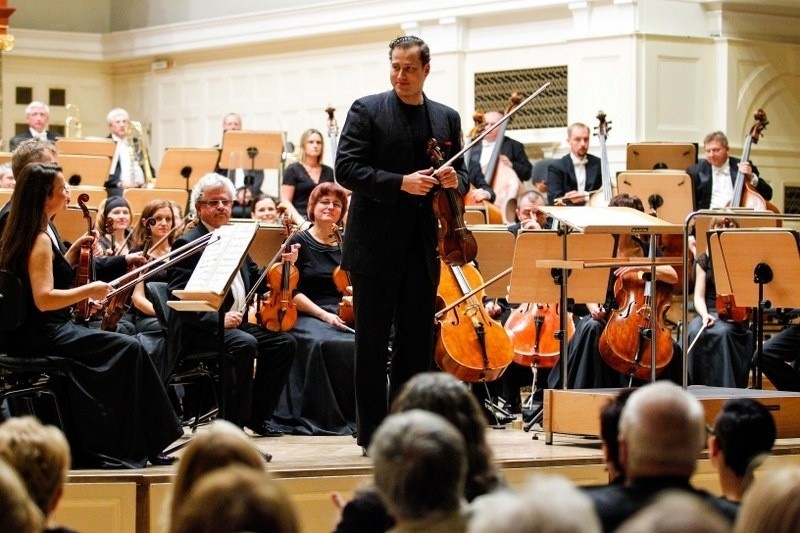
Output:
[307,182,348,224]
[24,101,50,134]
[619,382,705,479]
[250,194,279,223]
[170,420,266,525]
[566,122,590,159]
[170,466,299,533]
[616,490,730,533]
[0,457,44,533]
[703,131,730,167]
[190,173,235,227]
[710,398,776,480]
[297,128,325,165]
[11,137,58,176]
[222,113,242,132]
[0,416,70,518]
[391,371,501,501]
[600,388,634,483]
[468,475,601,533]
[370,409,467,522]
[735,466,800,533]
[107,107,130,138]
[0,162,15,188]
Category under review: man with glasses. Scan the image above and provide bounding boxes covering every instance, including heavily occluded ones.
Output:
[167,173,297,438]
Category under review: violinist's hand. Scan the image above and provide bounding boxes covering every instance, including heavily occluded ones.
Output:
[485,300,502,318]
[401,167,439,196]
[701,313,715,328]
[435,165,458,189]
[320,311,348,330]
[84,280,113,301]
[125,251,147,267]
[224,311,243,329]
[283,243,301,264]
[468,188,491,203]
[589,305,608,321]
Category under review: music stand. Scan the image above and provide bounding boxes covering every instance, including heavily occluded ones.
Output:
[234,221,284,268]
[220,130,284,196]
[695,209,780,258]
[157,147,220,191]
[55,138,116,158]
[616,171,694,224]
[626,142,697,170]
[471,225,515,299]
[58,154,112,187]
[710,229,800,388]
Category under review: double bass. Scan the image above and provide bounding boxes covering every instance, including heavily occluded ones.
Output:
[730,109,779,214]
[588,111,617,207]
[435,261,514,383]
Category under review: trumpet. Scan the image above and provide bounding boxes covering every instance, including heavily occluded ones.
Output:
[65,103,82,138]
[126,120,156,188]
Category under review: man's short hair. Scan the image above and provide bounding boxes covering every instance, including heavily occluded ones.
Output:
[703,131,729,148]
[567,122,589,138]
[370,409,466,521]
[388,35,430,66]
[25,101,49,116]
[106,107,129,124]
[11,138,58,177]
[620,382,705,476]
[190,172,236,211]
[713,398,776,477]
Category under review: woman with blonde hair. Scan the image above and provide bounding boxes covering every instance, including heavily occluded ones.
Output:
[281,128,335,224]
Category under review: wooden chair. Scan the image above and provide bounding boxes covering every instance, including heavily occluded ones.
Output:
[53,207,96,245]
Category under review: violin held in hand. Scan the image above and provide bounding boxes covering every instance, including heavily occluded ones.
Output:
[259,258,299,332]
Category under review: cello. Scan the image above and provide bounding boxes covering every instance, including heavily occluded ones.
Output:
[73,193,96,322]
[435,260,514,383]
[588,111,616,207]
[598,238,674,380]
[504,302,575,369]
[427,138,478,266]
[730,109,779,214]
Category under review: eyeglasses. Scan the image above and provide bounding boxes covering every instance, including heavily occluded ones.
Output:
[199,199,232,207]
[318,199,344,209]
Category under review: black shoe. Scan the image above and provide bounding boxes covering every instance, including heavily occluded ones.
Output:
[149,453,178,466]
[523,403,544,424]
[246,421,284,438]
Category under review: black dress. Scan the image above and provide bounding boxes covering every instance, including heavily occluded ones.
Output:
[686,253,753,387]
[271,229,356,435]
[282,162,335,219]
[6,236,182,468]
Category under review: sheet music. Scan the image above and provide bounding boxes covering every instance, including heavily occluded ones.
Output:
[183,222,259,297]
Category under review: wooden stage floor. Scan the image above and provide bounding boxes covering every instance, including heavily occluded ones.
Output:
[57,419,800,533]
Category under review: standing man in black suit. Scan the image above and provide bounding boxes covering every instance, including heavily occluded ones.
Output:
[546,122,602,205]
[8,101,60,151]
[465,110,532,204]
[336,35,469,452]
[167,172,296,437]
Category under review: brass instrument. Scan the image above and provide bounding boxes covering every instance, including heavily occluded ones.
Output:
[126,120,156,188]
[65,104,82,138]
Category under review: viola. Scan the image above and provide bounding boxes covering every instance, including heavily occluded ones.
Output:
[716,293,752,324]
[427,139,478,266]
[329,224,354,327]
[730,109,779,214]
[435,261,514,383]
[73,193,95,322]
[258,214,299,332]
[598,270,674,380]
[588,111,617,207]
[505,302,575,369]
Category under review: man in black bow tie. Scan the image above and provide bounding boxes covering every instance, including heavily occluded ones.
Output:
[545,122,601,205]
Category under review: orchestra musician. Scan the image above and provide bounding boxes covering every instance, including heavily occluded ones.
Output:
[96,196,134,257]
[167,173,297,437]
[281,128,336,225]
[250,194,281,224]
[0,163,15,189]
[8,101,60,151]
[547,194,680,389]
[465,110,532,205]
[545,122,602,206]
[0,162,182,468]
[335,34,469,452]
[272,182,356,436]
[105,108,152,198]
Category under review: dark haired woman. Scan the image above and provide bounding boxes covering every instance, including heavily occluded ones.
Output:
[0,162,181,468]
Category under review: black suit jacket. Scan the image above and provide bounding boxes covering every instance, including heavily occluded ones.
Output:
[335,90,469,283]
[686,156,772,210]
[546,153,602,205]
[466,137,532,201]
[167,223,261,339]
[8,130,60,151]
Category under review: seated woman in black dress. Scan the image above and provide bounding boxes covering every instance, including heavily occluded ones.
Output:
[272,182,355,436]
[548,194,680,389]
[686,216,753,387]
[0,162,182,468]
